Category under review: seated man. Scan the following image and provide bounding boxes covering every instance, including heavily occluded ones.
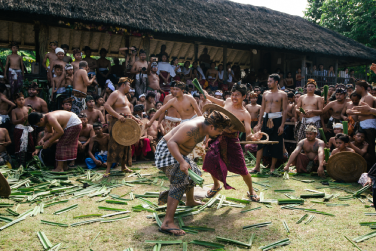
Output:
[330,133,355,156]
[284,125,325,177]
[327,123,344,151]
[85,123,115,169]
[61,97,73,111]
[0,127,12,168]
[28,110,82,172]
[349,130,369,161]
[155,110,231,236]
[82,95,105,126]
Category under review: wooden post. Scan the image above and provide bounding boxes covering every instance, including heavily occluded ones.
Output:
[301,55,306,87]
[38,23,49,76]
[194,43,198,62]
[143,36,150,61]
[223,45,227,80]
[334,59,338,84]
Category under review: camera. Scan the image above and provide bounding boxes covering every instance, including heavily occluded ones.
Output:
[142,67,147,72]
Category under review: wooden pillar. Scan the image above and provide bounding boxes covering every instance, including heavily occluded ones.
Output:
[194,43,199,62]
[143,36,150,61]
[301,55,306,87]
[334,60,338,84]
[223,45,227,81]
[38,23,49,76]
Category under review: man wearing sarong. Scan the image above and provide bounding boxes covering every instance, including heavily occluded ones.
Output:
[72,61,97,115]
[322,87,347,140]
[202,84,259,200]
[4,42,24,98]
[155,110,231,236]
[146,81,203,159]
[130,50,148,97]
[295,79,323,142]
[28,110,82,172]
[159,83,181,134]
[252,74,288,173]
[103,77,141,177]
[284,125,325,177]
[347,80,376,170]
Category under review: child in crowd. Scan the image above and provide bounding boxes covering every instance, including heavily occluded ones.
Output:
[156,101,163,110]
[51,65,65,102]
[327,123,343,151]
[94,96,105,116]
[137,94,147,108]
[5,42,24,97]
[61,97,73,111]
[65,64,74,87]
[330,133,355,157]
[49,48,67,83]
[349,130,369,158]
[11,93,35,167]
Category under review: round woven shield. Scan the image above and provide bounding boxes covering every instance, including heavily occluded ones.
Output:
[326,152,367,182]
[0,172,10,197]
[112,118,141,146]
[202,104,245,132]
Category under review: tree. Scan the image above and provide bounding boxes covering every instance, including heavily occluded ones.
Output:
[304,0,376,48]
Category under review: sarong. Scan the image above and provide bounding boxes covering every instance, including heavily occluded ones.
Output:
[131,138,151,157]
[162,116,181,134]
[257,113,284,159]
[14,125,34,153]
[203,132,249,190]
[0,115,10,125]
[85,151,116,169]
[8,68,23,97]
[0,152,11,167]
[55,124,82,161]
[294,153,319,173]
[107,116,132,166]
[359,119,376,170]
[155,139,201,204]
[135,74,147,97]
[71,90,87,115]
[296,116,321,142]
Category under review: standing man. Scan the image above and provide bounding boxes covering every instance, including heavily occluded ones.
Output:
[130,49,148,97]
[155,111,231,236]
[4,42,24,97]
[295,79,323,141]
[28,110,82,172]
[252,74,288,173]
[72,61,96,114]
[103,77,141,177]
[202,84,259,200]
[159,83,181,134]
[347,80,376,170]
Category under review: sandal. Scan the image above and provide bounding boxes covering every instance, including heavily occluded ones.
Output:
[206,187,222,198]
[159,228,185,236]
[249,169,260,174]
[102,173,110,178]
[247,191,260,202]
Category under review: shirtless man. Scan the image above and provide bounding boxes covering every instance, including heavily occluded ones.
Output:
[147,60,162,101]
[146,81,202,128]
[245,92,261,128]
[0,83,15,130]
[322,87,347,139]
[51,65,65,101]
[198,93,211,111]
[82,46,98,77]
[94,96,105,116]
[295,79,323,141]
[347,80,376,169]
[71,49,82,73]
[72,61,96,114]
[42,41,58,73]
[97,48,111,91]
[252,74,288,173]
[284,125,325,177]
[202,84,259,200]
[49,48,67,83]
[155,110,231,236]
[4,42,24,97]
[330,133,355,156]
[145,92,156,112]
[85,123,112,169]
[103,77,141,176]
[130,49,148,97]
[24,82,48,113]
[0,127,12,167]
[28,110,82,172]
[159,90,181,134]
[82,95,105,125]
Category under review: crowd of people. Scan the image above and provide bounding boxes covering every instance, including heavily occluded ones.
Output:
[0,41,376,235]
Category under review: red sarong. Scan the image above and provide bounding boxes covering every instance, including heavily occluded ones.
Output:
[203,132,249,189]
[55,124,82,161]
[294,153,319,173]
[132,138,151,157]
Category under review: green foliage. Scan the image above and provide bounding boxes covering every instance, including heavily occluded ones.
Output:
[304,0,325,24]
[0,49,36,72]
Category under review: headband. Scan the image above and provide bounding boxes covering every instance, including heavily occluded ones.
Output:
[55,48,64,54]
[305,125,317,133]
[333,123,343,129]
[65,64,73,70]
[175,81,186,90]
[139,94,146,99]
[204,110,231,129]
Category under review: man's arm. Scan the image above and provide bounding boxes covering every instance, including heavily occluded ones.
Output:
[341,103,349,121]
[295,95,302,114]
[278,92,288,134]
[3,129,11,147]
[48,62,54,82]
[243,111,253,139]
[284,140,303,171]
[146,100,174,127]
[82,71,96,87]
[40,100,49,114]
[317,141,325,177]
[0,94,15,114]
[98,110,105,124]
[189,96,202,116]
[349,142,368,156]
[43,117,64,149]
[255,94,266,132]
[87,137,97,161]
[202,90,225,107]
[349,101,376,116]
[83,127,95,148]
[130,62,139,74]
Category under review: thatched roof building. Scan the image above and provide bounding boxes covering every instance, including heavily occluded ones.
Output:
[1,0,375,62]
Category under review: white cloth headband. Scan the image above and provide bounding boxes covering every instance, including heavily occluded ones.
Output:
[55,48,64,54]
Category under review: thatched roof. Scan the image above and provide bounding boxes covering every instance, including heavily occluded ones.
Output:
[1,0,375,61]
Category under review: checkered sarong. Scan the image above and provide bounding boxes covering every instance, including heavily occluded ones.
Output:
[155,138,176,169]
[55,124,82,161]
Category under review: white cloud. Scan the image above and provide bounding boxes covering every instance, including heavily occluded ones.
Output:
[229,0,308,17]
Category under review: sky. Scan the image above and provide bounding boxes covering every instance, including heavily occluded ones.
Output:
[229,0,308,17]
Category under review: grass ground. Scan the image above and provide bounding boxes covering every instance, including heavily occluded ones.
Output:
[0,161,375,251]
